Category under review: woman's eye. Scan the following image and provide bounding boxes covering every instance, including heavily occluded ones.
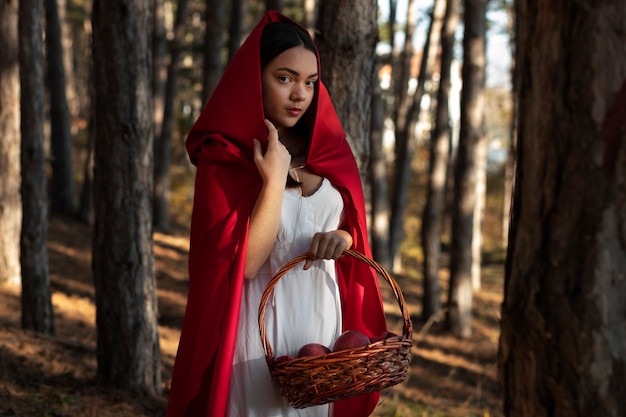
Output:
[306,80,317,87]
[278,76,291,83]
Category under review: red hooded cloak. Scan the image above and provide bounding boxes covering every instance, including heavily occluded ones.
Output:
[166,11,387,417]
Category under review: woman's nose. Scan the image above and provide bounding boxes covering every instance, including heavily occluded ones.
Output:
[290,84,306,101]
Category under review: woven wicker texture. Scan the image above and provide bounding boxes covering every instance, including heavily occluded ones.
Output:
[258,249,413,409]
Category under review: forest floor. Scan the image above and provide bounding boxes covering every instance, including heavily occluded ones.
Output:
[0,184,506,417]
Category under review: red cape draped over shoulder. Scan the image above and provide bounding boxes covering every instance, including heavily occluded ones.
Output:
[166,11,387,417]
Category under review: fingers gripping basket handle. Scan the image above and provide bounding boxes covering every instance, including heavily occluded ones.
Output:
[258,249,413,361]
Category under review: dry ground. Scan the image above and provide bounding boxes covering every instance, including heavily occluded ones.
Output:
[0,214,504,417]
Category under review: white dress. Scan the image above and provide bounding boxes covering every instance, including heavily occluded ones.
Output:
[227,178,344,417]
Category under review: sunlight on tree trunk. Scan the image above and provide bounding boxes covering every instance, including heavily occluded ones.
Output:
[421,0,460,321]
[0,0,22,287]
[447,0,487,339]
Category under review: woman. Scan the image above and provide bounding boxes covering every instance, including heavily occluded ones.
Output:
[166,11,387,417]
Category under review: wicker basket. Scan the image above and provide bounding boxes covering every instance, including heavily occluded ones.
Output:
[258,249,413,409]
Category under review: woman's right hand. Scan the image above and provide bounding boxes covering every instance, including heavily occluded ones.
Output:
[253,119,291,187]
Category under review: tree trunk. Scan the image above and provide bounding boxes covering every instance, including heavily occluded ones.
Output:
[421,0,460,321]
[502,0,517,247]
[0,0,22,287]
[446,0,487,338]
[389,0,446,265]
[154,0,189,233]
[316,0,378,178]
[388,0,417,258]
[19,0,55,335]
[471,132,487,290]
[498,1,626,416]
[369,56,391,267]
[265,0,283,11]
[92,0,161,395]
[228,0,249,63]
[202,0,226,104]
[153,0,167,142]
[46,0,77,215]
[303,0,317,36]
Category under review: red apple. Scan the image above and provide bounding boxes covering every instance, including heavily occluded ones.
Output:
[297,343,331,358]
[276,355,295,363]
[332,330,370,352]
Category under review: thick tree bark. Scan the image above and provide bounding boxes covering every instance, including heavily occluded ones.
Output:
[46,0,77,215]
[92,0,161,395]
[447,0,487,338]
[498,1,626,416]
[315,0,379,178]
[0,0,22,287]
[19,0,55,335]
[421,0,460,321]
[202,0,226,104]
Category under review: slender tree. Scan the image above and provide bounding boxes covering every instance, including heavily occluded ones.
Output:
[228,0,249,63]
[390,0,446,264]
[0,0,22,287]
[264,0,283,11]
[202,0,226,104]
[421,0,460,321]
[499,0,626,415]
[20,0,55,335]
[369,54,391,267]
[447,0,487,338]
[46,0,77,215]
[154,0,189,233]
[303,0,317,35]
[153,0,167,143]
[91,0,161,394]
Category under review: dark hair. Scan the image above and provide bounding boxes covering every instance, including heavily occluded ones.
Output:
[260,22,318,70]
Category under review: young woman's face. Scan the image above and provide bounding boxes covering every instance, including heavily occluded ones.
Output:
[261,45,318,131]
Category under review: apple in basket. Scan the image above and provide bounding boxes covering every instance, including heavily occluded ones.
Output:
[297,343,332,358]
[275,355,295,363]
[332,330,370,352]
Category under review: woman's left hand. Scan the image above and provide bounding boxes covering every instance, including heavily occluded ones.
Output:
[303,230,353,270]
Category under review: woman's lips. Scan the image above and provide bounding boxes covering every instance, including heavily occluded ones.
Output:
[287,108,302,116]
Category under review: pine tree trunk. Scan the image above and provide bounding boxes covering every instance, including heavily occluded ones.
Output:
[202,0,226,104]
[316,0,378,178]
[152,0,166,142]
[447,0,487,338]
[154,0,189,233]
[228,0,249,63]
[369,57,391,267]
[46,0,77,215]
[0,0,22,287]
[19,0,55,335]
[389,0,445,265]
[421,0,460,321]
[498,1,626,416]
[92,0,161,395]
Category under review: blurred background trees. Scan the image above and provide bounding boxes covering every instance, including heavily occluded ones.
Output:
[2,0,624,415]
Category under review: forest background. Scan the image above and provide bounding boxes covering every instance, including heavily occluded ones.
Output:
[1,0,624,416]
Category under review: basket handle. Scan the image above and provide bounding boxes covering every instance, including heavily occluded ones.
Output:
[258,249,413,360]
